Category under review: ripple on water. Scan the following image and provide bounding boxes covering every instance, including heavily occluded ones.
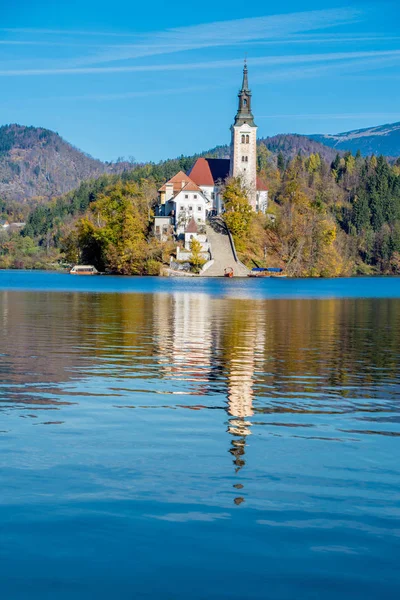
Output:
[0,288,400,598]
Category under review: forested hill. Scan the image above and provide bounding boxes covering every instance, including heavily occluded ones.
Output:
[204,135,340,163]
[2,120,400,204]
[0,124,344,203]
[310,122,400,157]
[261,134,340,162]
[0,124,131,202]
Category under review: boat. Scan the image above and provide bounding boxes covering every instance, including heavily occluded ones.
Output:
[224,267,234,278]
[70,265,99,275]
[248,267,286,278]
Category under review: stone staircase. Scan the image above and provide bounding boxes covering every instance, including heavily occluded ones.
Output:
[201,218,249,277]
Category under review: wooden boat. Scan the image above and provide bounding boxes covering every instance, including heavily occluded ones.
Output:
[248,268,270,278]
[70,265,98,275]
[249,267,286,278]
[224,267,234,278]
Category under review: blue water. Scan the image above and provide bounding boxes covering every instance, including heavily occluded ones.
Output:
[1,269,400,297]
[1,272,400,599]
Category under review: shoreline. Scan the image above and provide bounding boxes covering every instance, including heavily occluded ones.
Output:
[0,266,397,279]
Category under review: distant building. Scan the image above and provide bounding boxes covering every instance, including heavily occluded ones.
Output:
[155,62,268,237]
[157,171,208,236]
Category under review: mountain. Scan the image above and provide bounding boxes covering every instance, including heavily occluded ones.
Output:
[310,122,400,157]
[0,124,129,202]
[204,135,340,163]
[2,120,399,204]
[260,134,340,162]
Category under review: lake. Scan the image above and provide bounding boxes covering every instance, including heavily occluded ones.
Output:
[1,271,400,599]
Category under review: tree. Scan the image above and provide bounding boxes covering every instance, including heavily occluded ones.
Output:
[189,238,206,273]
[222,178,253,239]
[277,152,285,172]
[257,143,272,172]
[306,153,321,174]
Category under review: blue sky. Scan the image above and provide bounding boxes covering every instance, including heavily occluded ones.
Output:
[1,0,399,162]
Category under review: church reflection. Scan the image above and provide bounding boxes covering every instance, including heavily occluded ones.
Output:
[223,308,265,503]
[152,292,266,504]
[5,288,399,506]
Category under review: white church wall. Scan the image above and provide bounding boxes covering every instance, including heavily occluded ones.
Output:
[230,123,258,210]
[174,190,207,235]
[198,185,215,210]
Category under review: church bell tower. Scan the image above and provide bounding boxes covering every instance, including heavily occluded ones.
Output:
[230,61,257,209]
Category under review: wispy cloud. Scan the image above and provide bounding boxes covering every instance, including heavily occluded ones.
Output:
[0,28,139,37]
[247,34,400,46]
[0,8,363,69]
[258,113,400,120]
[1,49,399,77]
[56,86,207,101]
[71,8,363,67]
[251,52,400,84]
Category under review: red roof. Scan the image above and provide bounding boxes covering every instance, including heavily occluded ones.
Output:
[181,181,202,193]
[158,171,196,194]
[189,158,215,186]
[256,176,268,191]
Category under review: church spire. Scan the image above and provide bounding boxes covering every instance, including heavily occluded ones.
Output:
[242,59,249,91]
[234,60,255,127]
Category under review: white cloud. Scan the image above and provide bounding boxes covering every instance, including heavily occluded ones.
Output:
[0,8,362,69]
[1,49,399,77]
[258,113,400,120]
[71,8,363,66]
[57,86,207,101]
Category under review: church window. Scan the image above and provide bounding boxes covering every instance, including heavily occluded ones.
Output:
[241,134,245,143]
[243,99,247,107]
[246,135,249,144]
[188,205,193,211]
[246,156,248,162]
[194,194,197,199]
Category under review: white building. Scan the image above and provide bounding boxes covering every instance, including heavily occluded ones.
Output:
[154,62,268,237]
[157,171,208,236]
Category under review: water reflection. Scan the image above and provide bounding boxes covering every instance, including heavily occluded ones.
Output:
[1,291,400,460]
[1,286,400,598]
[1,292,400,398]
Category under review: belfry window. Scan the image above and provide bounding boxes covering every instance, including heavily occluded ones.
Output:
[241,135,245,144]
[243,99,247,107]
[246,135,250,144]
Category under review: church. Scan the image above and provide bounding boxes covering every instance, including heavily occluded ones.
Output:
[154,62,268,238]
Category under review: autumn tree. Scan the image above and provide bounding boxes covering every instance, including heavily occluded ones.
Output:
[189,237,206,273]
[222,178,253,242]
